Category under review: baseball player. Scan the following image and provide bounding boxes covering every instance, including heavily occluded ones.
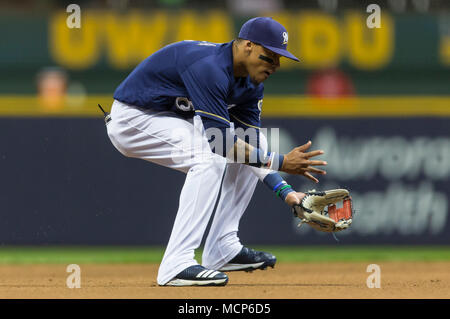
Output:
[105,17,327,286]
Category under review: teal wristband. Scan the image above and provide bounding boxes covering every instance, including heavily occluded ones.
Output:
[276,184,292,197]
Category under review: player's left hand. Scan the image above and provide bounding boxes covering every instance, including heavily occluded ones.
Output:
[292,189,353,233]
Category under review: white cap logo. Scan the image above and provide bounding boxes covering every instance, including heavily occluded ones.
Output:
[282,32,288,45]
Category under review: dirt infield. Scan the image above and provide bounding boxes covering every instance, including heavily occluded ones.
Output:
[0,262,449,299]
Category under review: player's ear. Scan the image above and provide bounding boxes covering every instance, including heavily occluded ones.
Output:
[243,40,253,55]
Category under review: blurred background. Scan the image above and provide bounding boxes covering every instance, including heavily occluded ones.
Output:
[0,0,449,247]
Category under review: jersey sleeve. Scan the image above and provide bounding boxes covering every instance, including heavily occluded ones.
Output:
[229,84,263,129]
[229,90,263,148]
[180,58,231,127]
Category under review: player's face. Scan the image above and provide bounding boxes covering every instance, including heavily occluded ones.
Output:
[246,43,281,84]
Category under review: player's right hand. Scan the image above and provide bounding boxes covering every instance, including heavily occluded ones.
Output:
[280,141,327,183]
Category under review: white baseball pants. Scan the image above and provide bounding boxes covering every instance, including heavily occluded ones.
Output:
[106,100,270,285]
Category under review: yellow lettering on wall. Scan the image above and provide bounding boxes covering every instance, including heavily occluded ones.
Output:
[48,10,398,71]
[346,12,394,70]
[297,12,341,68]
[49,12,99,69]
[103,11,168,69]
[173,10,232,43]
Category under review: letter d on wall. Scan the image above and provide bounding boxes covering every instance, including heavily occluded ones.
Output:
[66,264,81,288]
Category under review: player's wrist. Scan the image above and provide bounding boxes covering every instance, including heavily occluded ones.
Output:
[249,149,284,171]
[284,191,300,207]
[262,172,294,202]
[266,152,284,171]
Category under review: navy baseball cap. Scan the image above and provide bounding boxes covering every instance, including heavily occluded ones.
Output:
[238,17,299,62]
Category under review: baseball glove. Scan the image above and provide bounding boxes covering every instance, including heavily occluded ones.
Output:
[292,189,353,233]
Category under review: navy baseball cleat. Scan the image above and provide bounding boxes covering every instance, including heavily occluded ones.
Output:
[219,247,277,272]
[164,265,228,286]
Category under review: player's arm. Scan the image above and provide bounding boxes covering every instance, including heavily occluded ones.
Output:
[201,117,327,181]
[232,138,327,179]
[228,93,326,182]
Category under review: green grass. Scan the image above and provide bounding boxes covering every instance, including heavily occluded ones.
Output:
[0,246,166,264]
[257,246,450,262]
[0,246,449,264]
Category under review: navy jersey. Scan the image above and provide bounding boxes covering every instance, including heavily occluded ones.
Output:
[113,40,263,131]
